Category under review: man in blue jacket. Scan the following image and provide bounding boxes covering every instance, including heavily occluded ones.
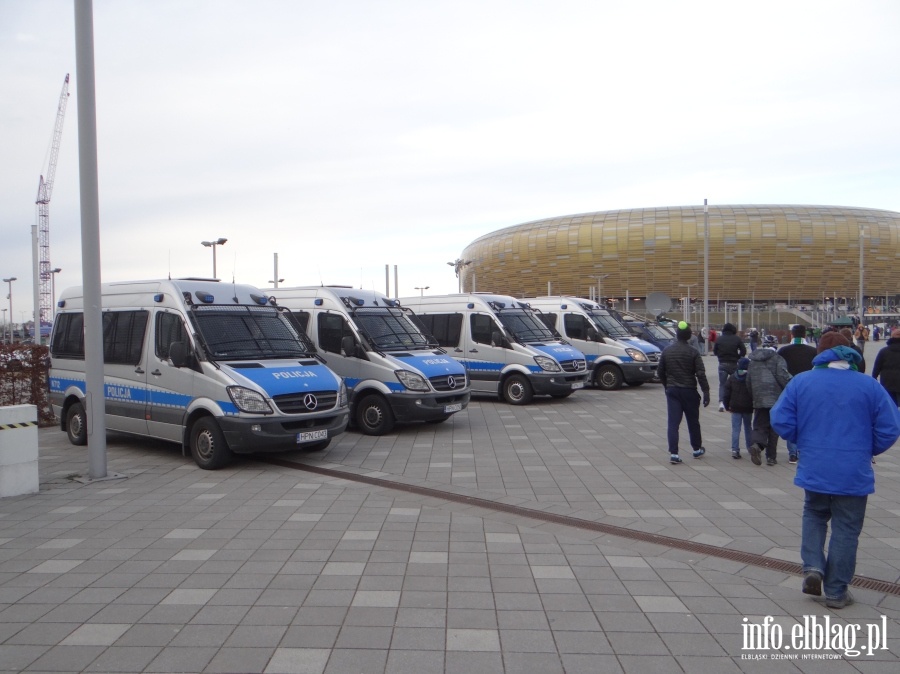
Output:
[771,331,900,609]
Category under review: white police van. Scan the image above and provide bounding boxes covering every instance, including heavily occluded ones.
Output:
[526,297,660,390]
[268,286,470,435]
[49,279,349,469]
[399,293,588,404]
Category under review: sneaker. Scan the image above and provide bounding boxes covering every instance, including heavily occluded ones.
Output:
[692,447,706,459]
[670,454,683,464]
[749,444,763,465]
[718,402,726,412]
[788,455,798,465]
[825,591,854,609]
[732,450,741,459]
[801,571,822,596]
[766,457,777,466]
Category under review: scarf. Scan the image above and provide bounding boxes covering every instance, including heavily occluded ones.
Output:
[812,346,861,371]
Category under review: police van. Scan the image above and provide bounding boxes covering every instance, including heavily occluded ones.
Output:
[399,293,588,404]
[268,286,470,435]
[49,279,349,469]
[526,297,661,390]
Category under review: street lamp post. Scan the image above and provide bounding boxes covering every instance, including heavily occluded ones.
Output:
[201,238,228,278]
[414,286,430,297]
[591,274,610,305]
[1,308,6,343]
[50,268,62,318]
[447,259,471,293]
[3,277,16,343]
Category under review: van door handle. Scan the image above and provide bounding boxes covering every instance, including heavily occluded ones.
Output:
[454,348,463,353]
[469,348,478,353]
[151,369,162,376]
[134,367,144,374]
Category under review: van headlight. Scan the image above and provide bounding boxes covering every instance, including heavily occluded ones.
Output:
[534,355,561,372]
[395,369,429,392]
[625,348,648,362]
[338,379,349,407]
[227,386,274,414]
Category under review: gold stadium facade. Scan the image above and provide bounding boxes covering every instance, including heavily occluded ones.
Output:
[458,205,900,305]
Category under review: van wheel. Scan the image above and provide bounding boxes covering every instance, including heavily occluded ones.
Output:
[355,394,395,435]
[502,374,533,405]
[190,417,233,470]
[594,364,624,390]
[66,402,88,446]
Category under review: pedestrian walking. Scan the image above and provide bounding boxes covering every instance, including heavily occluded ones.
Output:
[748,328,759,352]
[871,328,900,406]
[722,357,753,459]
[658,321,710,465]
[713,322,746,412]
[747,334,792,466]
[840,328,866,373]
[777,325,817,464]
[771,331,900,608]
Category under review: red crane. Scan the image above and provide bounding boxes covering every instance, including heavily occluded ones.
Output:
[35,73,70,329]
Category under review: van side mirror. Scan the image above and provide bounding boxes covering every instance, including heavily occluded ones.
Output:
[169,341,189,368]
[491,330,509,348]
[341,335,357,357]
[586,327,601,342]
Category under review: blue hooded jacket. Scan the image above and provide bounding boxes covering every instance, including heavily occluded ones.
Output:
[770,347,900,496]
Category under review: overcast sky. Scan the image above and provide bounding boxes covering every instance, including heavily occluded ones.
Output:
[2,0,899,324]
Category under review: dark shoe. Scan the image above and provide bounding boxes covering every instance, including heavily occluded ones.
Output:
[825,591,854,609]
[766,457,777,466]
[802,571,822,596]
[670,454,682,464]
[749,444,762,465]
[732,450,741,459]
[788,455,798,465]
[692,447,706,459]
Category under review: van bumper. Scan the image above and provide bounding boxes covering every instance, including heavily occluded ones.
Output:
[530,373,589,396]
[218,409,350,454]
[388,390,471,422]
[620,361,658,384]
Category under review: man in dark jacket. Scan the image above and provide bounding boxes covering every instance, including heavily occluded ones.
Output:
[778,325,817,464]
[658,321,710,465]
[871,328,900,406]
[747,334,792,466]
[713,322,746,412]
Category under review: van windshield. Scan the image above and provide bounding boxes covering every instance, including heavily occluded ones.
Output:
[354,308,433,350]
[585,310,632,339]
[644,324,674,339]
[191,305,316,360]
[497,310,557,343]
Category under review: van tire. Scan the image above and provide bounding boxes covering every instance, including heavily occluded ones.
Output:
[190,417,233,470]
[355,394,395,435]
[594,364,624,390]
[502,374,533,405]
[66,402,88,446]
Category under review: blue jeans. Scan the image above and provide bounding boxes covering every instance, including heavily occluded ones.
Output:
[787,440,799,460]
[731,412,752,451]
[801,490,868,600]
[665,387,702,455]
[718,365,735,403]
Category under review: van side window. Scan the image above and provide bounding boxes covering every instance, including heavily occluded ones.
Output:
[318,313,353,354]
[155,312,188,360]
[470,314,495,345]
[286,311,311,334]
[50,312,85,359]
[563,313,590,340]
[537,313,557,330]
[103,311,149,365]
[418,313,462,348]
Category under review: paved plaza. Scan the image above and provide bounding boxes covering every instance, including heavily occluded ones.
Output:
[1,344,900,673]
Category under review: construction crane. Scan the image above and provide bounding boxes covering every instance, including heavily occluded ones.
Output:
[35,73,70,330]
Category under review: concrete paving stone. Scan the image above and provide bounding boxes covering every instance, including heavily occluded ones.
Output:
[444,650,503,674]
[323,648,387,674]
[23,644,106,672]
[82,645,162,672]
[384,650,444,674]
[203,646,274,673]
[5,621,78,645]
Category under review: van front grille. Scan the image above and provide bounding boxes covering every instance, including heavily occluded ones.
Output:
[429,374,466,392]
[560,359,587,372]
[273,390,337,414]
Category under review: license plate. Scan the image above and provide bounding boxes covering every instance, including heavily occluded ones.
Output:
[571,382,584,390]
[297,430,328,444]
[443,403,463,413]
